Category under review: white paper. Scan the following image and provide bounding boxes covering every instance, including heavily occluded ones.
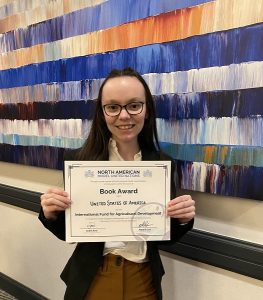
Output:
[65,161,171,242]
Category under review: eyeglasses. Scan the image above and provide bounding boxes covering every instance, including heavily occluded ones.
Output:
[103,101,145,117]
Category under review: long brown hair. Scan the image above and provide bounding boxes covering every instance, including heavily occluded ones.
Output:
[77,68,160,160]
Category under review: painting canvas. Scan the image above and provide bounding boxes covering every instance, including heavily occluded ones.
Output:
[0,0,262,200]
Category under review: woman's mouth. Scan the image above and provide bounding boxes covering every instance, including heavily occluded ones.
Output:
[116,125,135,130]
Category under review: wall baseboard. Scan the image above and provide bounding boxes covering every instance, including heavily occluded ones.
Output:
[159,229,263,281]
[0,183,40,212]
[1,183,263,281]
[0,273,47,300]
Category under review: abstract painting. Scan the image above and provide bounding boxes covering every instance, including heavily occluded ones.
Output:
[0,0,262,200]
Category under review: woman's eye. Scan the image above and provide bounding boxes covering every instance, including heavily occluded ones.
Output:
[107,105,119,111]
[128,103,141,110]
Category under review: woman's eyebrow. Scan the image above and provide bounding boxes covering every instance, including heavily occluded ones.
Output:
[102,97,144,104]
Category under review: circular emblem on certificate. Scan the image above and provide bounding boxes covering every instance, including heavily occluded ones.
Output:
[130,202,170,241]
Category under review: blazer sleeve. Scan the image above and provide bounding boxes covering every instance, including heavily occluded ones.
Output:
[38,208,66,241]
[38,149,79,241]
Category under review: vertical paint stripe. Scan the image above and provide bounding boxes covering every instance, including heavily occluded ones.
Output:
[2,24,263,88]
[178,161,263,200]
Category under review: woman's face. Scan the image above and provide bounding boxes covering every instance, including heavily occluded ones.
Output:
[101,76,147,147]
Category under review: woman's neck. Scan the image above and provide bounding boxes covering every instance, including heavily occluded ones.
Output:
[116,141,140,161]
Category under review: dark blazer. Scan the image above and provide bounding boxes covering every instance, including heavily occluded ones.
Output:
[39,148,193,300]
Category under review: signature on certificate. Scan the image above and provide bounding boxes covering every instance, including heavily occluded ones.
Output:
[138,220,152,228]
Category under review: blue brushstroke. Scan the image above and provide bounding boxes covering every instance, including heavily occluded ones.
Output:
[0,134,84,149]
[160,142,263,167]
[2,88,263,120]
[1,23,263,88]
[0,144,66,169]
[0,142,262,200]
[0,0,214,52]
[2,133,262,168]
[154,88,263,119]
[0,100,96,120]
[2,64,263,104]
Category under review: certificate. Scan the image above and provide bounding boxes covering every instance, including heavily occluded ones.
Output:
[65,161,171,242]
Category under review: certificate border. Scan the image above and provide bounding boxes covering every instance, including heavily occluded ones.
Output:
[66,163,170,240]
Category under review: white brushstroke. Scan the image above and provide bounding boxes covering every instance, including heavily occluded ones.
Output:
[157,117,263,147]
[0,0,108,36]
[181,162,221,192]
[0,119,92,139]
[0,117,261,146]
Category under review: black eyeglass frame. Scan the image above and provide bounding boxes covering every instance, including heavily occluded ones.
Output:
[102,101,145,117]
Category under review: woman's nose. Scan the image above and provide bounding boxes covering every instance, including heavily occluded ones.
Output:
[118,107,131,119]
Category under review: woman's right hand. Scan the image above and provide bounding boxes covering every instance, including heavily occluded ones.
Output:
[40,188,71,220]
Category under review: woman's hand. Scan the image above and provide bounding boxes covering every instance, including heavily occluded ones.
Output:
[167,195,195,224]
[40,188,71,220]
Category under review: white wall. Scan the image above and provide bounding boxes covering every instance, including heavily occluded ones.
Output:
[0,161,263,299]
[0,202,74,300]
[0,161,63,193]
[178,190,263,245]
[161,252,263,300]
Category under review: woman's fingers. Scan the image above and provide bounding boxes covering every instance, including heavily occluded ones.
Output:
[167,195,195,222]
[40,188,71,219]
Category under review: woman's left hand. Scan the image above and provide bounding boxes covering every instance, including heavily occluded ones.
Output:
[167,195,195,224]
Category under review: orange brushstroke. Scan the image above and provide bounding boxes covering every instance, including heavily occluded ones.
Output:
[0,0,99,34]
[63,0,71,14]
[1,44,44,69]
[204,146,217,163]
[93,4,214,53]
[0,1,215,69]
[220,146,229,162]
[6,0,263,71]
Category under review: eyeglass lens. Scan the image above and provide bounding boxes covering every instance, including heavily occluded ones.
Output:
[104,102,144,116]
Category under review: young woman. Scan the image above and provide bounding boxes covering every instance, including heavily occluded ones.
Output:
[39,68,195,300]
